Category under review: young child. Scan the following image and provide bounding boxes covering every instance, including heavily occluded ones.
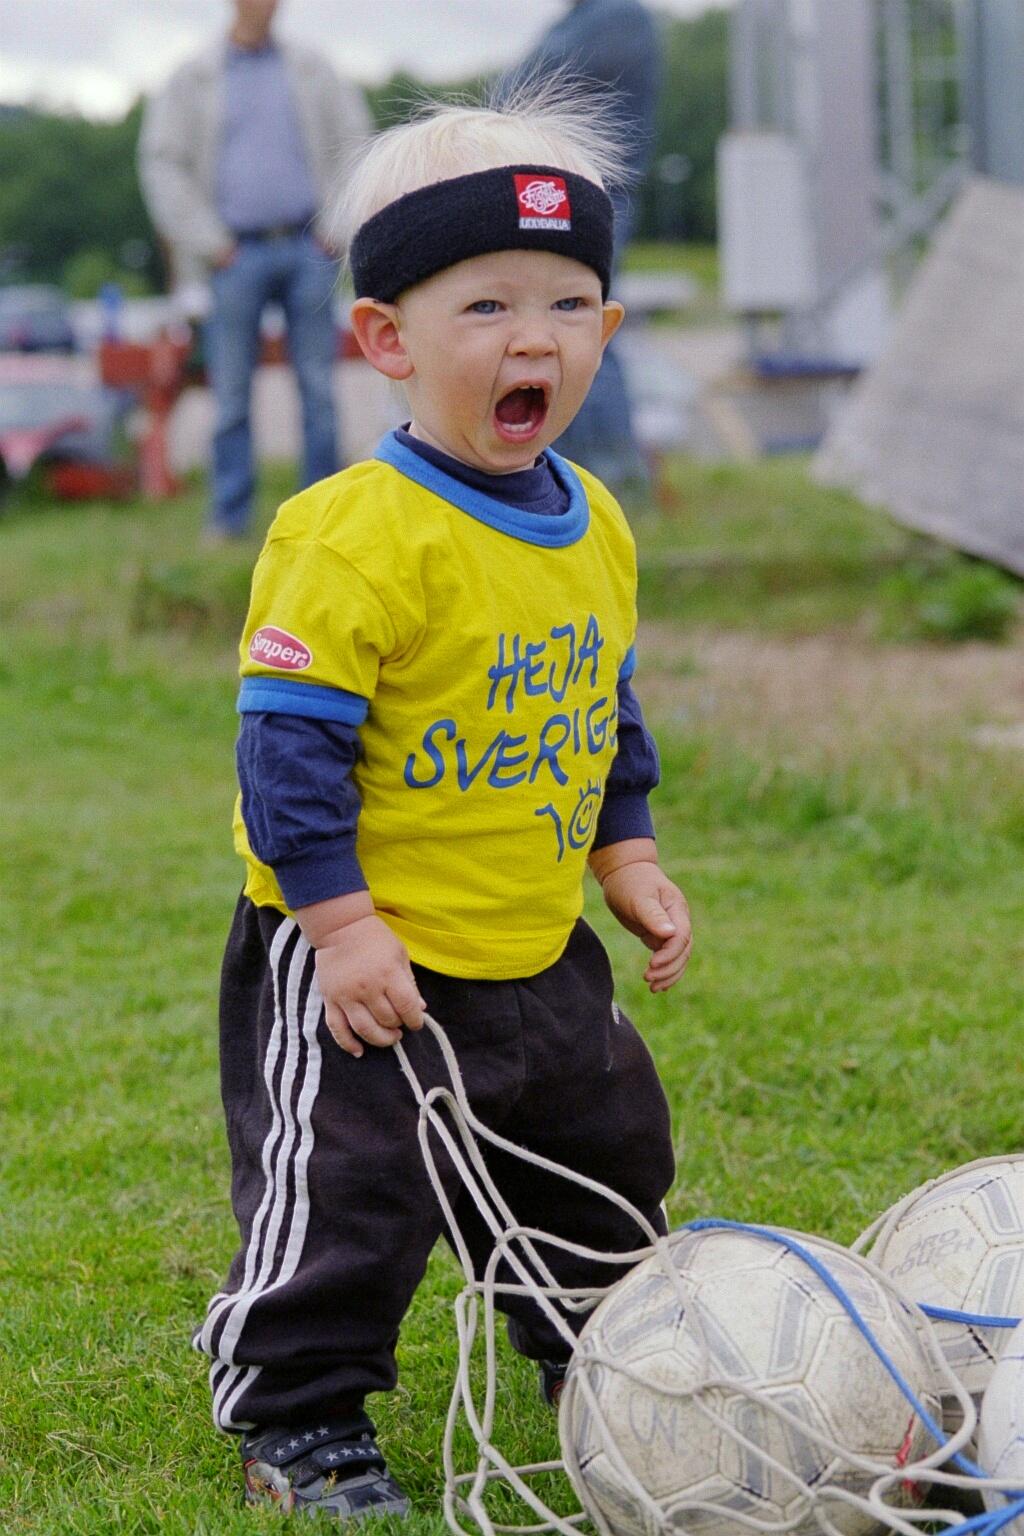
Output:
[196,87,692,1521]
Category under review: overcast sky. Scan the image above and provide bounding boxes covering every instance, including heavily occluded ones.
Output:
[0,0,732,120]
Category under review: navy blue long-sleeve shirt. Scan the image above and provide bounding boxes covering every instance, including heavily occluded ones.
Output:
[239,431,660,911]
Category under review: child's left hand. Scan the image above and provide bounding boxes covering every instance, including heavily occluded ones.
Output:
[590,840,692,993]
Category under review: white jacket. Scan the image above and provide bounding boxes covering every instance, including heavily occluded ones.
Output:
[138,39,372,285]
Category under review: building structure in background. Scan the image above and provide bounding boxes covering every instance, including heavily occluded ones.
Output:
[810,3,1024,573]
[815,176,1024,577]
[959,0,1024,187]
[717,0,1022,371]
[720,0,891,369]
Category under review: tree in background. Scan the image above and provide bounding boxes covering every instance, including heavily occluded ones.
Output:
[638,6,729,242]
[0,8,729,296]
[0,103,160,294]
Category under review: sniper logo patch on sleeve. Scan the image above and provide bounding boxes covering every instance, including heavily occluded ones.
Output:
[248,625,313,671]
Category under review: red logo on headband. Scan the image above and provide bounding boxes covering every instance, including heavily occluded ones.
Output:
[514,175,571,231]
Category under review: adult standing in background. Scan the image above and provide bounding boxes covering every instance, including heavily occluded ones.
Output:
[503,0,661,497]
[139,0,371,540]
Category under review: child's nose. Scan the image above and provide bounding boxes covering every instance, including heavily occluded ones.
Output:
[509,317,557,356]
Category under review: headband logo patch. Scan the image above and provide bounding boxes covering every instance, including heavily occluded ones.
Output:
[514,175,571,232]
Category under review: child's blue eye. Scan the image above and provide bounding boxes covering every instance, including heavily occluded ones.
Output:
[470,300,500,314]
[554,297,584,311]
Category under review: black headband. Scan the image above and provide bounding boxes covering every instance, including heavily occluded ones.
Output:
[350,165,614,303]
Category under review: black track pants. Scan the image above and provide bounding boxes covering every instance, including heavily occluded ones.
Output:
[196,896,675,1430]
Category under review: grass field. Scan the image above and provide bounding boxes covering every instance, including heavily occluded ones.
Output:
[2,461,1023,1535]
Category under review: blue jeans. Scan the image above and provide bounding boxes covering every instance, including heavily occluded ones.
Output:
[551,193,649,495]
[205,233,339,535]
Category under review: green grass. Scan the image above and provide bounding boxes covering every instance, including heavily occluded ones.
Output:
[625,241,719,291]
[2,463,1024,1533]
[636,458,1022,639]
[119,459,1023,646]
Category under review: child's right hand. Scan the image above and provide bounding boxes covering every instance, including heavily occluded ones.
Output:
[295,893,426,1057]
[314,916,426,1057]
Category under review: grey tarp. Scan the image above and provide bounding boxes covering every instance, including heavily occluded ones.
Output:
[815,178,1024,576]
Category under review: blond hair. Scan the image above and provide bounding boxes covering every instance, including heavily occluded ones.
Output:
[334,77,628,254]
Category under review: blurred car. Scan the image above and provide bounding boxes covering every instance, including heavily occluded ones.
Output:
[0,355,133,498]
[0,284,77,353]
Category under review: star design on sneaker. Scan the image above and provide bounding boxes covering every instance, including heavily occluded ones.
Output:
[241,1423,411,1520]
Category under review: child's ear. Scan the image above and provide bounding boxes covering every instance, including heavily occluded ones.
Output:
[600,300,625,350]
[349,298,413,381]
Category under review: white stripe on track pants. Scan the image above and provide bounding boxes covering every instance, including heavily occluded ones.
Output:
[195,895,674,1431]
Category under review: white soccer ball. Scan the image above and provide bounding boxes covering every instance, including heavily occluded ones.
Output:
[978,1317,1024,1530]
[858,1157,1024,1427]
[559,1224,939,1536]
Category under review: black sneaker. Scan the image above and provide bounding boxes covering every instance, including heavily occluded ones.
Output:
[538,1359,569,1408]
[241,1415,410,1520]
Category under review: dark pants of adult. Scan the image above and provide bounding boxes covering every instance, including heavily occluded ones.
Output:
[205,230,338,536]
[197,898,675,1431]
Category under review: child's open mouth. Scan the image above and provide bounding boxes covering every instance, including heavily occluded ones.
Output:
[493,385,549,444]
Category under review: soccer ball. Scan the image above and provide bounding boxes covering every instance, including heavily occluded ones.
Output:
[977,1316,1024,1530]
[559,1224,939,1536]
[858,1157,1024,1427]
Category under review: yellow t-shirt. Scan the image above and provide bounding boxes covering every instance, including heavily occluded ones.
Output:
[234,434,638,980]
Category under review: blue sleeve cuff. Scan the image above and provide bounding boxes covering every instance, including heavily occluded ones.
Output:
[238,677,369,725]
[272,836,368,910]
[618,644,637,683]
[592,791,655,850]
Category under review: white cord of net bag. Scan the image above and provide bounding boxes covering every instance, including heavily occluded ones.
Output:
[395,1015,1024,1536]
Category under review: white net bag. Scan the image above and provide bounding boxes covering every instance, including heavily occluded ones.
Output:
[395,1018,1024,1536]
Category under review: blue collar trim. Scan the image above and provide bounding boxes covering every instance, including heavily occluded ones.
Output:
[374,431,589,548]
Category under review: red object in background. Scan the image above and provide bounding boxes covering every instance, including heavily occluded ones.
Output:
[339,328,364,361]
[97,334,191,397]
[99,333,191,500]
[147,331,186,407]
[44,462,136,500]
[262,327,363,364]
[96,339,155,389]
[95,326,365,502]
[138,407,178,499]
